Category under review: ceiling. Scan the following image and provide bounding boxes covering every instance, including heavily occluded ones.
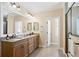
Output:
[20,2,64,14]
[2,2,64,17]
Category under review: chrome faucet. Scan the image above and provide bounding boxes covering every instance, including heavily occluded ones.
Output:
[6,34,9,40]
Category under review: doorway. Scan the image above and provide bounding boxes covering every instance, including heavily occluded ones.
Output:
[52,16,60,48]
[43,16,60,48]
[44,17,52,47]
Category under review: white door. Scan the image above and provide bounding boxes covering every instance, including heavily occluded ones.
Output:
[47,20,51,47]
[52,17,60,48]
[44,17,52,47]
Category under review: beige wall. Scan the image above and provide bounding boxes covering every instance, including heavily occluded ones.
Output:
[7,15,15,34]
[34,8,65,49]
[25,8,65,50]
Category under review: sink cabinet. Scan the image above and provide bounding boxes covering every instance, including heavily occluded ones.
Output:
[14,39,29,57]
[1,34,39,57]
[1,39,29,57]
[28,37,35,54]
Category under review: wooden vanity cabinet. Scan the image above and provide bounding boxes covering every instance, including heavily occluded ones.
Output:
[14,40,28,57]
[28,37,35,54]
[14,43,25,57]
[36,35,39,48]
[33,35,39,49]
[28,35,39,55]
[1,34,39,57]
[1,39,29,57]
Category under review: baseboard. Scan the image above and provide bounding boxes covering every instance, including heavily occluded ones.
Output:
[51,43,58,45]
[39,43,58,47]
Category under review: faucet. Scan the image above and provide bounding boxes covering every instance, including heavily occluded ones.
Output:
[12,33,16,38]
[6,34,9,40]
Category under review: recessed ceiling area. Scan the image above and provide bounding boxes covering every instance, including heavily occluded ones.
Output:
[20,2,64,14]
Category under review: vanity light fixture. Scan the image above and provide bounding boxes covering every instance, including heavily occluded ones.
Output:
[9,2,20,10]
[13,4,16,8]
[28,12,34,17]
[9,2,16,8]
[17,5,20,10]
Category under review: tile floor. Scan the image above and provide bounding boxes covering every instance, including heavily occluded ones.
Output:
[29,44,66,57]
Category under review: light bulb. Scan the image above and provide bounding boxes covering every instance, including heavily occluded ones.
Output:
[13,5,16,8]
[9,4,11,7]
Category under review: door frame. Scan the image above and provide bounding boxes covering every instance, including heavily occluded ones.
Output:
[54,16,61,48]
[51,16,61,48]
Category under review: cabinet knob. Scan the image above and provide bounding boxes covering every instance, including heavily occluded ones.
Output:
[21,45,24,48]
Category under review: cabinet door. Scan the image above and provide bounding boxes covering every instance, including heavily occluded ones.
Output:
[36,36,39,48]
[34,37,37,49]
[14,44,25,57]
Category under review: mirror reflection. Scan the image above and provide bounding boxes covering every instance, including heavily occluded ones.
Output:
[72,3,79,35]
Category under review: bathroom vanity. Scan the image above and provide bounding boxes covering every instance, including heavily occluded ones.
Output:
[1,34,39,57]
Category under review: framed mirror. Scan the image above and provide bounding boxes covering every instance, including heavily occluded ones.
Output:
[33,22,39,31]
[27,23,32,31]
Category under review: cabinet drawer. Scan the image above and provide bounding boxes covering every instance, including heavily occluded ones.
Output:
[29,37,34,41]
[13,39,28,46]
[29,44,34,48]
[29,41,34,45]
[29,46,34,54]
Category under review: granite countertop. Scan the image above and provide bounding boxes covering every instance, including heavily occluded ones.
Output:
[1,35,36,42]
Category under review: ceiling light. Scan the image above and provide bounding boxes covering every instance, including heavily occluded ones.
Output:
[9,2,21,9]
[13,5,16,8]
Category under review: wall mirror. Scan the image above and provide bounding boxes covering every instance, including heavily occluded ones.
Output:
[27,23,32,31]
[33,22,39,31]
[0,5,24,35]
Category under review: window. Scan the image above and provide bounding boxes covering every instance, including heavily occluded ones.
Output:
[15,21,22,34]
